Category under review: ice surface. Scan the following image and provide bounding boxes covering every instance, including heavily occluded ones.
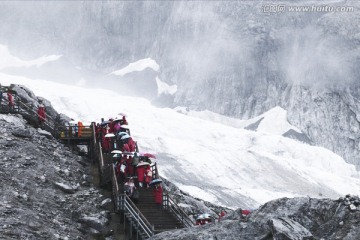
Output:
[1,45,360,209]
[111,58,159,77]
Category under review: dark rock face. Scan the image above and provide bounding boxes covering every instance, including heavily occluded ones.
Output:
[10,84,70,126]
[151,196,360,240]
[0,114,109,239]
[282,129,312,145]
[268,217,313,240]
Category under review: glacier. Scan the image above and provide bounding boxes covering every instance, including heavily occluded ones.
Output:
[0,1,359,168]
[1,0,360,210]
[1,47,360,210]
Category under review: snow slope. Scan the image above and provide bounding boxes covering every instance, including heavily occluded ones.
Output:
[0,45,61,70]
[1,48,360,209]
[111,58,159,77]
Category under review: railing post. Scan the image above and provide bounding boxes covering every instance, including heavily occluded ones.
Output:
[163,194,168,209]
[137,211,140,232]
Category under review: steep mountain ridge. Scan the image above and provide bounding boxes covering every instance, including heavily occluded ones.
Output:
[0,1,359,168]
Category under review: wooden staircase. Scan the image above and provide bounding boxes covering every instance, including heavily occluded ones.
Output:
[135,188,185,234]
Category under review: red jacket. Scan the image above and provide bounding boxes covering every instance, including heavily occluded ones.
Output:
[218,210,226,222]
[153,185,163,204]
[122,116,128,125]
[102,136,111,152]
[136,166,145,182]
[128,137,136,152]
[126,157,134,175]
[109,121,115,133]
[37,106,46,121]
[145,166,152,184]
[241,210,251,216]
[7,92,14,106]
[122,144,130,153]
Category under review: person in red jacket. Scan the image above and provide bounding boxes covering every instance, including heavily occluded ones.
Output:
[136,164,146,187]
[127,137,136,152]
[108,119,115,133]
[122,115,128,125]
[218,210,226,222]
[7,90,14,112]
[102,135,111,152]
[126,155,134,176]
[153,183,163,209]
[122,143,130,153]
[95,123,102,140]
[145,166,152,188]
[37,103,46,125]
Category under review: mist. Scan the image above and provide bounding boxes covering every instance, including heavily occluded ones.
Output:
[0,1,359,104]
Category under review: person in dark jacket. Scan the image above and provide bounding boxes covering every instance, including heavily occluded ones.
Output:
[153,183,163,209]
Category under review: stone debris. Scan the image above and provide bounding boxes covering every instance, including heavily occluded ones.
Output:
[268,217,313,240]
[54,182,77,194]
[152,196,360,240]
[37,128,53,138]
[0,110,109,239]
[101,198,112,208]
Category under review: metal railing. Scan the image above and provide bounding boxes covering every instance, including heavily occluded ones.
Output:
[112,159,154,238]
[112,164,121,212]
[3,86,193,237]
[150,162,158,179]
[98,142,113,186]
[89,122,97,162]
[57,125,93,139]
[5,91,93,142]
[121,194,154,239]
[163,194,194,228]
[15,95,55,122]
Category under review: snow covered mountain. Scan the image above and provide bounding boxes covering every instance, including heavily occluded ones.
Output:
[0,1,359,169]
[1,48,360,210]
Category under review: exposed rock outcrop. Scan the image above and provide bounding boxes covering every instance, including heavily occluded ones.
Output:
[0,114,110,239]
[152,196,360,240]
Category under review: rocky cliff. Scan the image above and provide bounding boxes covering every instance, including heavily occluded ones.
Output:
[152,195,360,240]
[0,114,111,239]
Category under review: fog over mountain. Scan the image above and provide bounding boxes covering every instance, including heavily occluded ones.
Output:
[1,1,360,167]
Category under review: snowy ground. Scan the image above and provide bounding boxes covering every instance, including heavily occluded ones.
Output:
[1,44,360,209]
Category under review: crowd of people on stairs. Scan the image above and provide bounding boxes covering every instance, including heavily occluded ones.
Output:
[95,114,164,208]
[1,86,253,226]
